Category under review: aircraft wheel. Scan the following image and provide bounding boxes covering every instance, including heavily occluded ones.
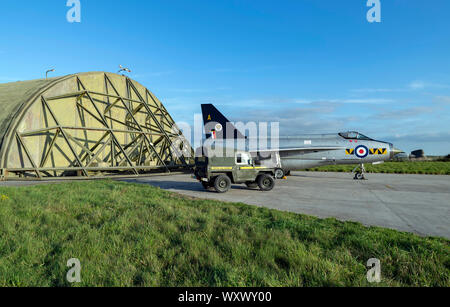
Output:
[285,170,291,176]
[354,173,365,180]
[257,174,275,191]
[214,175,231,193]
[245,182,258,189]
[274,168,285,179]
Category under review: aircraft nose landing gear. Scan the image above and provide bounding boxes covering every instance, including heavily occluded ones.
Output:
[353,163,367,180]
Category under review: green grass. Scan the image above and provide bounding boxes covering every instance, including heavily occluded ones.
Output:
[0,180,448,287]
[305,161,450,175]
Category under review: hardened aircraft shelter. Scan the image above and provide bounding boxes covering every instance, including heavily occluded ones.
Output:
[0,72,193,180]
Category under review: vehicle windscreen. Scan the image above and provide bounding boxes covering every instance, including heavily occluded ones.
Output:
[236,153,252,165]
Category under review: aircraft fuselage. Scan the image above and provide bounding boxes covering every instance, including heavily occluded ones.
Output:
[271,134,394,171]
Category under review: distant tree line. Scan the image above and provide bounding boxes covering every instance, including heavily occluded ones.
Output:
[439,155,450,162]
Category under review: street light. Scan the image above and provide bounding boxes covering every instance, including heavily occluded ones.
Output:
[46,69,55,79]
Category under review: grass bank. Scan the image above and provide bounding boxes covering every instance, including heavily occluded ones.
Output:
[0,180,448,287]
[305,161,450,175]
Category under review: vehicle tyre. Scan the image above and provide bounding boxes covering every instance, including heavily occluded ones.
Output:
[214,175,231,193]
[274,168,285,179]
[257,174,275,191]
[245,182,258,189]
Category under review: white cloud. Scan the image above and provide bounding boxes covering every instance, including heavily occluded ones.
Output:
[374,106,436,120]
[408,80,449,90]
[292,98,396,104]
[352,80,450,93]
[327,98,395,104]
[386,132,450,143]
[409,81,426,90]
[241,97,396,106]
[166,87,231,93]
[435,96,450,104]
[350,88,406,93]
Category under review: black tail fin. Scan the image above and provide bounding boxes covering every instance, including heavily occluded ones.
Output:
[201,104,246,139]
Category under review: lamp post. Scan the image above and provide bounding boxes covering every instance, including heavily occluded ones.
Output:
[46,69,55,79]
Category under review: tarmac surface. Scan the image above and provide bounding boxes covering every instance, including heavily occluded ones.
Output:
[124,172,450,239]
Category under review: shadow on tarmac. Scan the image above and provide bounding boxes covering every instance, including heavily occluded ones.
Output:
[123,179,256,193]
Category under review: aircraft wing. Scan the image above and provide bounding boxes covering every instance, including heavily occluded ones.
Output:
[251,146,345,153]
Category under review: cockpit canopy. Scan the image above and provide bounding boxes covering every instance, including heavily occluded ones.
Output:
[339,131,373,141]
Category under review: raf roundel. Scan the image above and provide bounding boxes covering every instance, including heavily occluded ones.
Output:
[355,145,369,159]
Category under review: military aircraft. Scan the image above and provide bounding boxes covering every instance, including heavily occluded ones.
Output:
[201,104,403,180]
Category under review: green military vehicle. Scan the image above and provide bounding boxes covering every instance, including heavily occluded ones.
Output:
[194,148,277,193]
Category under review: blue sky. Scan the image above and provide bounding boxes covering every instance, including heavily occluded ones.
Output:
[1,0,449,154]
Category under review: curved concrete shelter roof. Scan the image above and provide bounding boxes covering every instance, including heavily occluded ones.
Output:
[0,72,192,180]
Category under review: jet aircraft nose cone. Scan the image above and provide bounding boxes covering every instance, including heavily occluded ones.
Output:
[389,143,404,160]
[392,148,404,155]
[389,145,405,160]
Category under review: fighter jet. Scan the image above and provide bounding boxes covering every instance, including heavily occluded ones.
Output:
[201,104,403,180]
